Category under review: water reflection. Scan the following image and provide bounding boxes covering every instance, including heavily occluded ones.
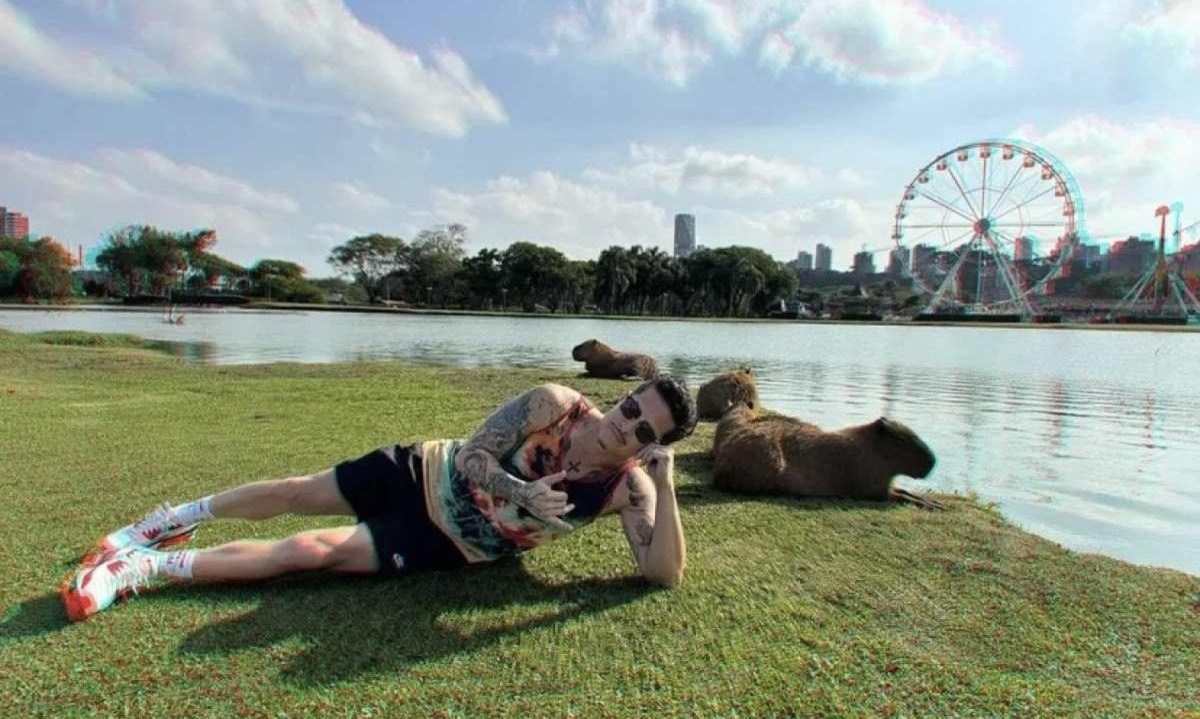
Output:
[1,309,1197,575]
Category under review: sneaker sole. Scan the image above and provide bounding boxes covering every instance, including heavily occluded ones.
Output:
[59,575,98,622]
[95,524,198,555]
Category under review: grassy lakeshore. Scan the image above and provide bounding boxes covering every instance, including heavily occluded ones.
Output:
[0,330,1196,718]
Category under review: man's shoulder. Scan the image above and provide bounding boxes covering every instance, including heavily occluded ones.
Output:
[525,383,584,406]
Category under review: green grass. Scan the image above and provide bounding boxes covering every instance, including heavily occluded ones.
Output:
[0,329,1196,718]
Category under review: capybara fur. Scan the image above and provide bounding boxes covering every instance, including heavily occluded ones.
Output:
[571,339,659,380]
[696,367,759,421]
[712,405,942,509]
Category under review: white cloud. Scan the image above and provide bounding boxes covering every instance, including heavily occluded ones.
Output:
[584,143,819,197]
[331,182,391,212]
[1011,116,1200,241]
[746,197,873,241]
[94,149,298,214]
[764,0,1009,84]
[1125,0,1200,69]
[307,223,361,242]
[13,0,506,136]
[433,170,669,257]
[837,167,870,186]
[542,0,1008,86]
[0,0,143,99]
[0,145,296,261]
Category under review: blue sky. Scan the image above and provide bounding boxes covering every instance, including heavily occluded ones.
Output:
[2,0,1198,274]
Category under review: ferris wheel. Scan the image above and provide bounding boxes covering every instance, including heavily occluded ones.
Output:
[892,139,1083,315]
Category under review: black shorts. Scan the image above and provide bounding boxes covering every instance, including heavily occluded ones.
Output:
[334,444,468,577]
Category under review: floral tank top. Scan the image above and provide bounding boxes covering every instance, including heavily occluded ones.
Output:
[419,398,633,563]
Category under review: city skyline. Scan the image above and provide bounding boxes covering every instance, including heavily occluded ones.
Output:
[2,1,1199,274]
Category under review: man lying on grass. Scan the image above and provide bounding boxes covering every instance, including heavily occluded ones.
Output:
[63,375,697,621]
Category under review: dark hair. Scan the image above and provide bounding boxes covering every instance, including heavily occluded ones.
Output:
[633,374,697,445]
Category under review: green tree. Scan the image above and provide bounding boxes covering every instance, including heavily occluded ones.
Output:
[594,246,636,313]
[0,248,20,295]
[403,224,467,305]
[500,241,571,311]
[134,227,186,295]
[0,236,75,301]
[458,247,503,309]
[327,233,405,304]
[1080,272,1131,300]
[95,226,145,295]
[249,259,307,299]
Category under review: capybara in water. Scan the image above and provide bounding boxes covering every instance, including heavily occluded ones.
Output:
[696,367,759,421]
[571,339,659,380]
[712,404,942,509]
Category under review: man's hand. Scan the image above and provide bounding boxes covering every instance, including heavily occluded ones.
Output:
[513,471,575,531]
[636,445,674,487]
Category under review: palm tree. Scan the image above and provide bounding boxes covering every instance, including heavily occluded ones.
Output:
[595,246,635,314]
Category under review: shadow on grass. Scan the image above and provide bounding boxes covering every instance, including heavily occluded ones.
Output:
[0,593,73,643]
[169,559,651,685]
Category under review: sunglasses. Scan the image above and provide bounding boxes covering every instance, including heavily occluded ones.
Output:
[619,394,659,445]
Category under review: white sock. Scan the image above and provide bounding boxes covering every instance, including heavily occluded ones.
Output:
[173,496,214,526]
[155,550,197,580]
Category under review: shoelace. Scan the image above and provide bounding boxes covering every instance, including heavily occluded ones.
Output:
[107,555,154,597]
[129,503,176,539]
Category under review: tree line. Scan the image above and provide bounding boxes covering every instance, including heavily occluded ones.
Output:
[325,224,798,317]
[3,222,806,318]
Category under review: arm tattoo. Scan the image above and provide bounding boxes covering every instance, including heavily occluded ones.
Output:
[463,391,535,457]
[457,389,555,509]
[635,519,654,546]
[459,449,527,502]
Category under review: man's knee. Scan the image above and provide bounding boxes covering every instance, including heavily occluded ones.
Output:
[277,533,335,571]
[275,471,345,515]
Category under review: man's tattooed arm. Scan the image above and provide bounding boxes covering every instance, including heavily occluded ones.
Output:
[455,386,575,529]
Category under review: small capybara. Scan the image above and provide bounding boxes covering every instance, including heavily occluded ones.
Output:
[571,339,659,380]
[696,367,759,421]
[712,404,942,509]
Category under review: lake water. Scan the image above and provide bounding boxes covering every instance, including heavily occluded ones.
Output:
[3,307,1198,576]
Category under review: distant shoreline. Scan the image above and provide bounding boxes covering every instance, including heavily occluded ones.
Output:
[1,301,1197,333]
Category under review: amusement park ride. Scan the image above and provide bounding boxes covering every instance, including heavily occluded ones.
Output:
[1106,205,1200,324]
[892,139,1081,320]
[890,139,1199,323]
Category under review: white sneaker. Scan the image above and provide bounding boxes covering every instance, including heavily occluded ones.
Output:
[61,547,157,622]
[98,502,197,553]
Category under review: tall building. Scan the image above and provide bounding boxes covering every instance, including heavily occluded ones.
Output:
[1077,243,1102,268]
[852,250,876,276]
[885,247,907,276]
[1013,236,1033,261]
[815,243,832,271]
[1107,236,1156,275]
[0,206,30,239]
[673,214,695,258]
[794,250,813,271]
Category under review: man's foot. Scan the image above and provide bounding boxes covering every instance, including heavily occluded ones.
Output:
[61,547,157,622]
[97,503,198,554]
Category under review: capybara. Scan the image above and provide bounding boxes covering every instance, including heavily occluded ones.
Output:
[712,404,941,509]
[696,367,759,421]
[571,339,659,380]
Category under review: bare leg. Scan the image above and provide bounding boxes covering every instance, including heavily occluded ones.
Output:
[189,524,378,581]
[209,469,353,520]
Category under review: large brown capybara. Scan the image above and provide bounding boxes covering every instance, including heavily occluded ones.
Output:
[571,339,659,380]
[696,367,759,421]
[712,404,942,509]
